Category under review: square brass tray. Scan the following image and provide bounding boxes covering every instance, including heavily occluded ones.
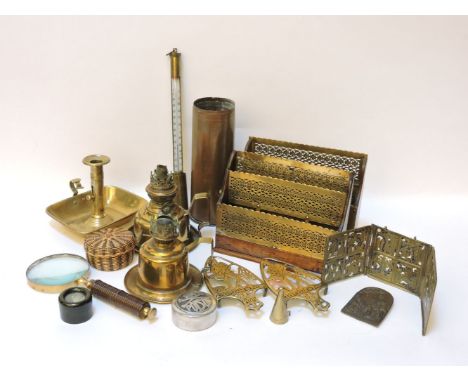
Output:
[46,186,146,235]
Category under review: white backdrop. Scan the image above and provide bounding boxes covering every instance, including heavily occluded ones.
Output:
[1,16,468,375]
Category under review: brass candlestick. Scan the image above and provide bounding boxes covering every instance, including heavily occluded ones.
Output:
[82,154,110,219]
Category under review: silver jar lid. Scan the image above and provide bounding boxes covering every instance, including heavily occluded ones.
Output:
[172,291,217,331]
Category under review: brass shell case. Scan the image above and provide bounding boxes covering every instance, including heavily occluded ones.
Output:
[191,97,235,224]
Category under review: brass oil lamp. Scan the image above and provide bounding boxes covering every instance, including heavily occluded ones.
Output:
[133,164,208,249]
[125,215,203,303]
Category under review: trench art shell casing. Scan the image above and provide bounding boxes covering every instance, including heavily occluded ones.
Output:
[260,259,330,324]
[125,216,202,303]
[245,137,367,230]
[84,228,136,271]
[203,256,267,311]
[133,165,204,249]
[191,97,235,225]
[321,225,437,335]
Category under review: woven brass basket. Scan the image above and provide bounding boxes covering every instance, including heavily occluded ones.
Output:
[84,228,136,271]
[245,137,367,229]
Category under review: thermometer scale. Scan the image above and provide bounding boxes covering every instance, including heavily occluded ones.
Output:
[167,48,188,209]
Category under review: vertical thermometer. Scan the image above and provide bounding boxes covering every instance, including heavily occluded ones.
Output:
[167,48,188,209]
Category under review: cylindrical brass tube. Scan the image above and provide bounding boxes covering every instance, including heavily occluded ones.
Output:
[82,155,110,219]
[90,165,105,218]
[191,97,235,224]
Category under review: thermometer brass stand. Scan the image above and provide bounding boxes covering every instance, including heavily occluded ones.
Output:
[168,48,188,209]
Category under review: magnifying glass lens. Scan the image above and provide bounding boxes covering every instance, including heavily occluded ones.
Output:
[26,254,89,292]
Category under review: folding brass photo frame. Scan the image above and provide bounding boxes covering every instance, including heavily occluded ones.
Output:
[321,225,437,335]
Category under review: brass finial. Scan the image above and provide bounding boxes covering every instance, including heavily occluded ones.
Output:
[150,165,174,190]
[167,48,181,79]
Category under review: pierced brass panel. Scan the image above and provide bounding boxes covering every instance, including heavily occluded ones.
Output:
[245,137,367,229]
[321,225,437,335]
[234,151,352,193]
[216,204,334,260]
[227,171,347,228]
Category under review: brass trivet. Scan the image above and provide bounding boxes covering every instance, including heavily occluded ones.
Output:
[203,256,267,311]
[260,259,330,324]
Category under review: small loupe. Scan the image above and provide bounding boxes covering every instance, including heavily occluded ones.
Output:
[59,287,93,324]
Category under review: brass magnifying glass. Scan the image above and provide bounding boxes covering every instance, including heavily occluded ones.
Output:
[26,253,156,320]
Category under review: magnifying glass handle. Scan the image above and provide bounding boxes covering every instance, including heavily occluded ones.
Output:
[86,279,157,320]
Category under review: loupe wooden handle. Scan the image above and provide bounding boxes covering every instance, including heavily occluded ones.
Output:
[89,279,156,320]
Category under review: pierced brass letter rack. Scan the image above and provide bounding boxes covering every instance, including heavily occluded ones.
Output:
[245,137,367,229]
[215,147,354,271]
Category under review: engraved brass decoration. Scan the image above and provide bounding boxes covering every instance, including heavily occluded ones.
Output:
[202,256,268,311]
[234,151,352,193]
[245,137,367,229]
[341,287,393,327]
[322,225,437,335]
[227,170,348,228]
[260,259,330,324]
